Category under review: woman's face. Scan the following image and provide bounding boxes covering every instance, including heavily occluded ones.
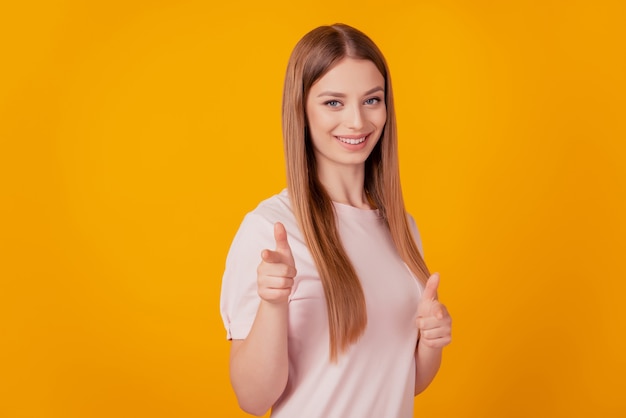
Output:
[305,57,386,172]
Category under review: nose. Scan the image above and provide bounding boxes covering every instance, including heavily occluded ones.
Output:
[345,104,365,130]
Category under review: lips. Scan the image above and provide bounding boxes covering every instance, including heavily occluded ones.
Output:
[335,134,369,145]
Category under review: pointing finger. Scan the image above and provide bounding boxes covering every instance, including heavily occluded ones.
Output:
[417,306,451,330]
[421,273,440,302]
[435,304,444,320]
[261,249,283,264]
[274,222,293,256]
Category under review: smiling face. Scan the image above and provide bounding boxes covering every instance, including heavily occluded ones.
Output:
[305,57,387,173]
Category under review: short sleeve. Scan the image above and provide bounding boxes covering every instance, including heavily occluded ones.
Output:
[406,213,424,258]
[220,212,274,340]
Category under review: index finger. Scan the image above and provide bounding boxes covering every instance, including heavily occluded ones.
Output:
[274,222,292,255]
[421,273,440,301]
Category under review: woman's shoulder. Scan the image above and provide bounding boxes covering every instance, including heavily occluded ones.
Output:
[405,211,424,257]
[253,188,291,211]
[226,190,294,251]
[247,188,293,220]
[235,189,297,234]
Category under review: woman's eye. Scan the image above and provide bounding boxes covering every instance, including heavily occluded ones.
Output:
[364,97,381,105]
[325,100,341,107]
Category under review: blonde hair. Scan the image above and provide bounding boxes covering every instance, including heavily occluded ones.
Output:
[282,23,430,360]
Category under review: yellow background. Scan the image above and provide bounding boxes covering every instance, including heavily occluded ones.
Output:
[1,1,625,417]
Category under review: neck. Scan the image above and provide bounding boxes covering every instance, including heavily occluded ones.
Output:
[316,163,371,209]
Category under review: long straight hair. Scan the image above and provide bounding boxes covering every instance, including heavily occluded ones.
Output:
[282,23,430,361]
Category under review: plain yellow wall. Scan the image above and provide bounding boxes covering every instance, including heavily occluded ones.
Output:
[1,1,625,417]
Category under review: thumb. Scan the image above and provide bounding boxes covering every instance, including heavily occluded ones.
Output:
[273,222,293,258]
[421,272,440,302]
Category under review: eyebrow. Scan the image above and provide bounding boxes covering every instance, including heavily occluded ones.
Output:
[316,86,384,98]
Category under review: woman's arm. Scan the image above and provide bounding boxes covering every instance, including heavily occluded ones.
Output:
[230,302,290,415]
[414,342,443,395]
[228,222,296,416]
[413,273,452,395]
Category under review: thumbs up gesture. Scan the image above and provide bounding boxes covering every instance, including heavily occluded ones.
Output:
[257,222,297,304]
[416,273,452,349]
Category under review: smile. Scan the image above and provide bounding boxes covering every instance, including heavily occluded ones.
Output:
[336,135,368,145]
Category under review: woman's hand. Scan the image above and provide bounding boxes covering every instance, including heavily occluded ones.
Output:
[229,222,295,415]
[256,222,297,304]
[416,273,452,349]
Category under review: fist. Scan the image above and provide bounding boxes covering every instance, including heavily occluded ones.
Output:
[416,273,452,349]
[256,222,297,304]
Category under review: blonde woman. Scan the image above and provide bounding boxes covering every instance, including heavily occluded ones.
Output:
[220,23,452,417]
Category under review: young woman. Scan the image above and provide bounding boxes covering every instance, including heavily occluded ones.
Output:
[220,23,452,417]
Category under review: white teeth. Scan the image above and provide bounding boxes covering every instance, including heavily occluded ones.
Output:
[338,136,366,145]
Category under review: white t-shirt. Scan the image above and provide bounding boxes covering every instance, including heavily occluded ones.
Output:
[220,190,425,418]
